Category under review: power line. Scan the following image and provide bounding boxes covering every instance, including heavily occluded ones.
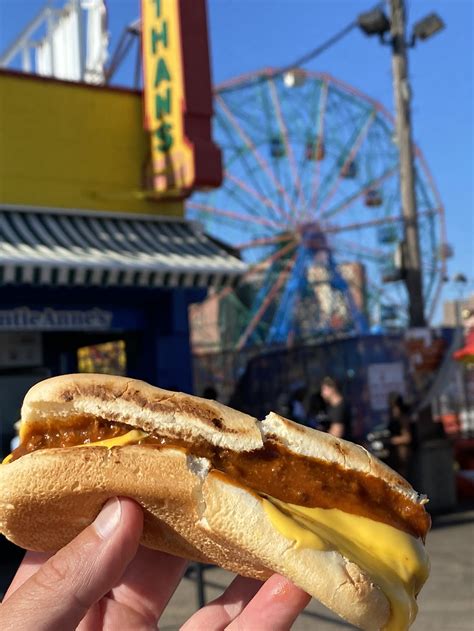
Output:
[219,2,385,94]
[105,3,383,91]
[278,20,357,73]
[219,19,357,94]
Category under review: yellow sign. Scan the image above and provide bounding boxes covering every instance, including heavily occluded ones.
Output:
[141,0,222,196]
[142,0,191,193]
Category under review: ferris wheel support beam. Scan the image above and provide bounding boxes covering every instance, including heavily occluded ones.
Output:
[330,237,385,260]
[236,251,297,351]
[216,95,298,221]
[222,178,284,230]
[309,80,329,214]
[187,201,281,231]
[318,109,377,216]
[242,238,298,273]
[326,252,369,334]
[217,112,289,225]
[225,172,288,227]
[321,165,398,221]
[267,246,314,343]
[235,234,297,251]
[268,78,306,215]
[322,207,440,236]
[215,238,300,304]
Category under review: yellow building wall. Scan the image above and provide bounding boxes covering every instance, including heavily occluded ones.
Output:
[0,72,182,215]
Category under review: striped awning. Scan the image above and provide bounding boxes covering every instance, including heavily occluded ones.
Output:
[0,208,246,288]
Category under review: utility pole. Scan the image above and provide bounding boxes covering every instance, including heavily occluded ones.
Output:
[389,0,426,327]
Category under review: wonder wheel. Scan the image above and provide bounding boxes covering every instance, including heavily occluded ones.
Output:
[187,69,446,352]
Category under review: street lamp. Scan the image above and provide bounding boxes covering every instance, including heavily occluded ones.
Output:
[357,8,391,38]
[357,1,445,328]
[358,7,445,46]
[412,13,445,44]
[453,273,468,286]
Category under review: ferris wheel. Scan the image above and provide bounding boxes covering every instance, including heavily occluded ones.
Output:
[187,69,447,352]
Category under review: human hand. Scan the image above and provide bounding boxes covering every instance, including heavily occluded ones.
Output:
[0,497,310,630]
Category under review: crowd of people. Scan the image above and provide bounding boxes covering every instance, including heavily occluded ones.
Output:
[203,378,415,478]
[287,380,416,478]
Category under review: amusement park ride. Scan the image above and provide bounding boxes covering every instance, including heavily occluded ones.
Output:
[188,68,447,351]
[0,0,449,355]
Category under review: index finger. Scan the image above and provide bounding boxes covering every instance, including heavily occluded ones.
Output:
[3,551,52,601]
[109,546,187,620]
[227,574,311,631]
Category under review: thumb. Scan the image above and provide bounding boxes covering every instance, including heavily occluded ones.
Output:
[0,497,143,631]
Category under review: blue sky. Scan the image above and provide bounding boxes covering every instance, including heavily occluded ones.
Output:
[0,0,472,314]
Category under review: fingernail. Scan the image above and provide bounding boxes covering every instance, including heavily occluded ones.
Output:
[94,497,121,539]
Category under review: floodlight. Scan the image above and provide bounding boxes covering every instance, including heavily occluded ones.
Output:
[357,8,391,37]
[453,272,468,284]
[412,13,444,42]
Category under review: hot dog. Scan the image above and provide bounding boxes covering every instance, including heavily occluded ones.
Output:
[0,374,430,631]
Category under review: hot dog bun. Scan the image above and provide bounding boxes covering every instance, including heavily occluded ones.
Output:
[0,445,389,630]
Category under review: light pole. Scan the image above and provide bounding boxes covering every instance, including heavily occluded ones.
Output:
[358,2,445,328]
[452,273,469,422]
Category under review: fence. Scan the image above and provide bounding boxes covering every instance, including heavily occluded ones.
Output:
[193,329,463,439]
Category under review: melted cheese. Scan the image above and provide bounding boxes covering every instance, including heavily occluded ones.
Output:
[263,497,429,631]
[78,429,148,449]
[1,430,147,464]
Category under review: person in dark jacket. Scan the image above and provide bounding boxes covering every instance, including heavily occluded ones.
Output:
[387,392,413,478]
[320,377,352,441]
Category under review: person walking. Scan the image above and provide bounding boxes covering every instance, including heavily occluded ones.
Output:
[320,377,353,441]
[387,392,413,478]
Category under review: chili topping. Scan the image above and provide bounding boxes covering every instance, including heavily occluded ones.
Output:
[8,417,430,540]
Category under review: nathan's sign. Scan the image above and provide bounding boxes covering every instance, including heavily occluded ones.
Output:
[141,0,222,196]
